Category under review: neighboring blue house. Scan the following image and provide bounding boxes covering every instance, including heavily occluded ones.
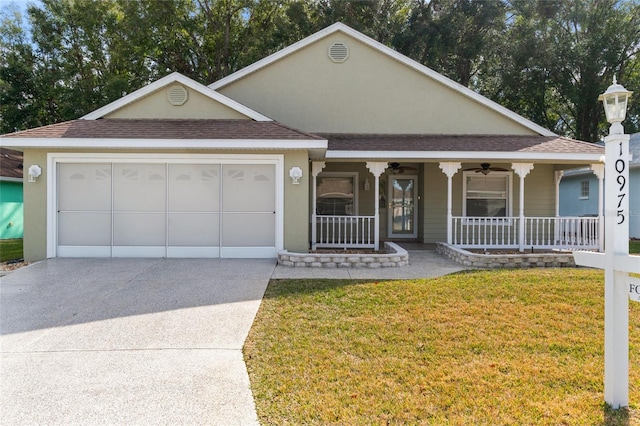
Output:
[559,133,639,238]
[0,148,24,240]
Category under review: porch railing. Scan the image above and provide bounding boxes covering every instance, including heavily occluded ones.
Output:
[313,215,375,249]
[452,216,600,250]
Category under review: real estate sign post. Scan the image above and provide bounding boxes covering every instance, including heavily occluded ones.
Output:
[573,125,639,409]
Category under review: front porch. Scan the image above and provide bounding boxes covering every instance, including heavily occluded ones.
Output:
[310,160,604,253]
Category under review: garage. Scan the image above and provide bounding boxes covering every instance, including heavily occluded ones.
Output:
[54,156,281,258]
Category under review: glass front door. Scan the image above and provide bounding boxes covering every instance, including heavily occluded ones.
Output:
[388,175,417,238]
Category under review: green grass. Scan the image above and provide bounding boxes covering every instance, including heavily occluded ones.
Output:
[245,269,640,425]
[631,239,640,254]
[0,239,23,262]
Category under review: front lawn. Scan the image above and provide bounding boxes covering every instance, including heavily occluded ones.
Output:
[245,269,639,425]
[0,238,23,262]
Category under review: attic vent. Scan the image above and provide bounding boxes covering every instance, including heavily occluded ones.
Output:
[167,85,188,106]
[328,42,349,63]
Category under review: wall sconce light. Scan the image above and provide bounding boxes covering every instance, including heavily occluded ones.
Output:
[289,166,303,184]
[364,177,370,191]
[28,164,42,182]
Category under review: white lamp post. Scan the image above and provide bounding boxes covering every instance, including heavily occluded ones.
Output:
[575,77,637,409]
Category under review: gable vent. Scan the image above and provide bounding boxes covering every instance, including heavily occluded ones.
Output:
[167,85,188,106]
[328,42,349,63]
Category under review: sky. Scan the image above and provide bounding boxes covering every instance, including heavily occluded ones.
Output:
[0,0,41,13]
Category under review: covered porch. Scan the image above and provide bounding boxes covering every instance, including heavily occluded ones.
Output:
[310,157,604,253]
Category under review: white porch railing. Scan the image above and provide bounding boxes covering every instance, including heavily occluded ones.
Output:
[314,215,376,249]
[452,216,600,250]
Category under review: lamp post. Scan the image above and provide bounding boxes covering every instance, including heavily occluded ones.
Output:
[575,77,637,409]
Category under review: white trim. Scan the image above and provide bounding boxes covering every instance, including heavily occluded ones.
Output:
[220,247,278,258]
[81,72,272,121]
[326,150,603,163]
[0,177,23,183]
[47,153,284,259]
[56,246,111,258]
[113,246,166,258]
[462,171,513,218]
[210,23,555,137]
[1,137,327,151]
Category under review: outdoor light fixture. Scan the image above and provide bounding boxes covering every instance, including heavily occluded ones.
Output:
[289,166,303,184]
[364,177,370,191]
[28,164,42,182]
[599,76,633,135]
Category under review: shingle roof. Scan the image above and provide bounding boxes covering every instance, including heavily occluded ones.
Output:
[322,134,604,154]
[2,119,324,140]
[0,148,23,179]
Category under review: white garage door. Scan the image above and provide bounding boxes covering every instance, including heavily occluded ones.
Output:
[57,162,277,258]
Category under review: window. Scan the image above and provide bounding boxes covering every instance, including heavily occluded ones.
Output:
[463,172,511,217]
[316,173,357,215]
[580,180,589,199]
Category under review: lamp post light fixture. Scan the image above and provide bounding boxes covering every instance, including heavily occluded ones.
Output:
[598,76,633,135]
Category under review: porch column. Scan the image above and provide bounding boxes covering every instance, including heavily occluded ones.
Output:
[512,163,534,252]
[311,161,326,250]
[554,171,564,245]
[366,162,388,251]
[591,163,605,252]
[554,171,564,217]
[439,162,462,244]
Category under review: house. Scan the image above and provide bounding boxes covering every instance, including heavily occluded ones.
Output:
[0,23,606,262]
[559,133,639,238]
[0,148,24,240]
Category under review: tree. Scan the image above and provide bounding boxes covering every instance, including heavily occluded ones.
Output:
[394,0,506,87]
[0,5,42,133]
[483,0,640,142]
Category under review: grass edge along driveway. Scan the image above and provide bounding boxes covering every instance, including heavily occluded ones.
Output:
[245,269,639,425]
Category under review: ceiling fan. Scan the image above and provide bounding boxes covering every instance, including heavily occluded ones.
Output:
[464,163,508,175]
[388,162,418,174]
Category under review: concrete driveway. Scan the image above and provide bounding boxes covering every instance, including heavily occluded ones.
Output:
[1,258,275,425]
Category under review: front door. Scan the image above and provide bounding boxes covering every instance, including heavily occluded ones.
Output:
[388,175,418,238]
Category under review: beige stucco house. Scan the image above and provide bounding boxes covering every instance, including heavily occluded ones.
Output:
[1,23,605,262]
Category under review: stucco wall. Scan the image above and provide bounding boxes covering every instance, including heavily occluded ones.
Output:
[284,151,310,252]
[218,33,537,135]
[105,84,250,120]
[23,150,47,261]
[0,180,24,239]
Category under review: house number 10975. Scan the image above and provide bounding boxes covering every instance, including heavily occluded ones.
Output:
[616,142,627,225]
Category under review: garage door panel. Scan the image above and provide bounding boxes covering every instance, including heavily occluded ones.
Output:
[57,160,278,258]
[114,164,166,212]
[113,213,166,246]
[58,163,111,211]
[168,164,220,212]
[222,165,275,212]
[222,213,275,247]
[58,212,111,246]
[168,213,219,246]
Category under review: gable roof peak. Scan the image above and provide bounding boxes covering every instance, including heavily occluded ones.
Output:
[82,71,272,122]
[210,22,556,137]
